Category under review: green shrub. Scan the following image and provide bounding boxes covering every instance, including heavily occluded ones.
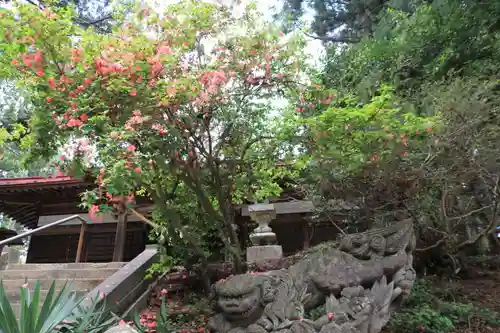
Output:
[390,279,500,333]
[391,304,454,333]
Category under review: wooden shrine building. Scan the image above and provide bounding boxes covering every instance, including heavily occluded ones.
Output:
[0,176,355,264]
[0,176,151,263]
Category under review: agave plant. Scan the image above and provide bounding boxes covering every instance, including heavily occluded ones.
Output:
[59,293,117,333]
[0,280,81,333]
[0,280,117,333]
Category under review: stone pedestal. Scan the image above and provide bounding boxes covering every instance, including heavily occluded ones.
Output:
[246,245,283,270]
[247,245,283,263]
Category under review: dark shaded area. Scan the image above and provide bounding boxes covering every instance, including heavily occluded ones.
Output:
[279,0,431,43]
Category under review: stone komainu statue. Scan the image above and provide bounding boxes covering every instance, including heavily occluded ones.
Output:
[208,219,416,333]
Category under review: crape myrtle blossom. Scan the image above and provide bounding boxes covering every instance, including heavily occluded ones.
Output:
[0,0,312,270]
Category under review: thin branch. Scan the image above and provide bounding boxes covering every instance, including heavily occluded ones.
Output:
[326,214,347,235]
[449,204,493,221]
[239,136,274,160]
[75,15,113,27]
[24,0,44,10]
[129,208,160,229]
[415,239,446,252]
[303,32,360,43]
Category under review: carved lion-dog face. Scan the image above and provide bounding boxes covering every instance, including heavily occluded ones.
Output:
[214,274,273,320]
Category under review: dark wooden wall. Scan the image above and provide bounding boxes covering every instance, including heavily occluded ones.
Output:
[26,222,149,263]
[236,213,342,257]
[27,208,341,263]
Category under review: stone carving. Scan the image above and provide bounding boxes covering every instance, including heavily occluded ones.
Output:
[338,219,415,259]
[208,219,416,333]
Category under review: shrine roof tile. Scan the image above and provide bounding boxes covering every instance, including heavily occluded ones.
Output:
[0,176,87,189]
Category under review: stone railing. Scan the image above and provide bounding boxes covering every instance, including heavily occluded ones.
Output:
[83,244,159,316]
[0,246,23,270]
[0,251,7,270]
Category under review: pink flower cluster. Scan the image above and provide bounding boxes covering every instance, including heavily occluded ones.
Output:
[200,71,228,94]
[125,110,146,131]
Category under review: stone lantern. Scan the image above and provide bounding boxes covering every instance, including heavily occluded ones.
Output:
[246,203,283,267]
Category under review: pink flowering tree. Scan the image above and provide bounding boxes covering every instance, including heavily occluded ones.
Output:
[0,0,309,272]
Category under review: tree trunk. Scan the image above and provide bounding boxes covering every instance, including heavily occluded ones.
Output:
[197,260,213,295]
[181,174,245,273]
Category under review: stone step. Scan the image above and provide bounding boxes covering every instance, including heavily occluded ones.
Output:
[6,262,127,270]
[1,278,105,290]
[1,268,120,280]
[4,289,89,302]
[1,262,128,318]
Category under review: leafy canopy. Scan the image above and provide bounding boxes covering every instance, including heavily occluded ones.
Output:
[0,0,310,270]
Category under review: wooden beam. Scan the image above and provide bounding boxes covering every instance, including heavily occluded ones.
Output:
[75,222,87,263]
[0,200,37,206]
[10,204,36,217]
[31,223,145,236]
[112,210,128,262]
